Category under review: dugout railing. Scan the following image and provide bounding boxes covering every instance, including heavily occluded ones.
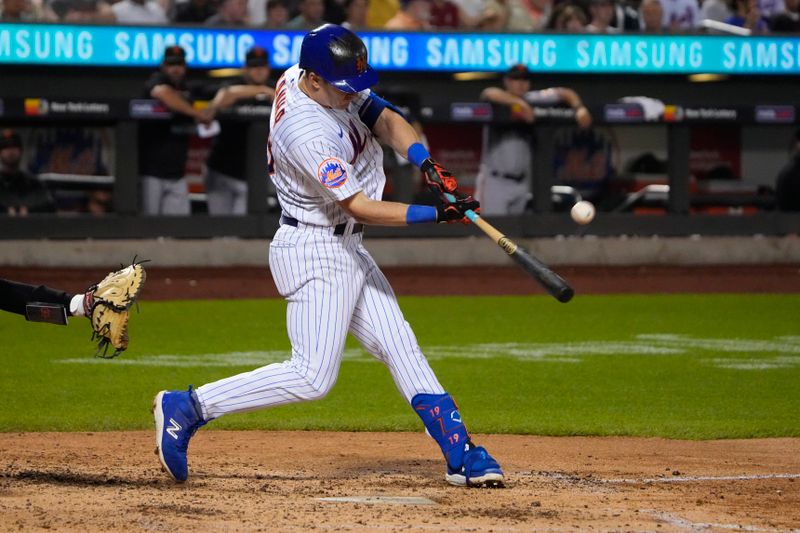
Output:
[1,97,800,239]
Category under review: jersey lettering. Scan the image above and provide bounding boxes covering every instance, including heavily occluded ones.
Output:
[267,133,275,175]
[273,77,288,125]
[348,119,367,165]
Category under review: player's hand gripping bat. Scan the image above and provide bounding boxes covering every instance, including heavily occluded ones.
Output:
[445,193,574,303]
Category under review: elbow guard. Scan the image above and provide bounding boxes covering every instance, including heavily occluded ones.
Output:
[358,92,407,130]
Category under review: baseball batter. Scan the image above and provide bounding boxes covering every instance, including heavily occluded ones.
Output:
[476,64,592,216]
[154,24,504,488]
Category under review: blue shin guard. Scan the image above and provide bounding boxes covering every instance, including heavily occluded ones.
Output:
[412,392,505,488]
[411,393,470,471]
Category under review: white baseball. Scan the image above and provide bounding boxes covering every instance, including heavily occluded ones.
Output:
[570,201,596,225]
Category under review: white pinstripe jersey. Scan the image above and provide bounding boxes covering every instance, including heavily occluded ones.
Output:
[268,64,386,226]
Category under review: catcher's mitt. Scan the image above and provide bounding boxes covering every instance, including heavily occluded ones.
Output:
[86,261,147,359]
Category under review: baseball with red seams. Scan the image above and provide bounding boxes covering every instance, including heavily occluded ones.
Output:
[571,201,596,225]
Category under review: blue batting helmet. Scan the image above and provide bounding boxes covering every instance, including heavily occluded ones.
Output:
[299,24,377,94]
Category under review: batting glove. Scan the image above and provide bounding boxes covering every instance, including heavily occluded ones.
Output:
[422,158,459,203]
[436,193,480,224]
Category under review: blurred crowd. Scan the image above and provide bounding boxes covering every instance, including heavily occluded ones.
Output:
[1,0,798,34]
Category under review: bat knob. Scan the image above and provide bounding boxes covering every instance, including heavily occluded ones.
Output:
[556,287,575,303]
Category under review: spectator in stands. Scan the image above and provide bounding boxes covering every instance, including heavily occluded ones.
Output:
[385,0,431,28]
[174,0,216,22]
[3,0,60,20]
[286,0,326,27]
[53,0,115,22]
[323,0,347,24]
[429,0,460,27]
[611,0,642,29]
[757,0,786,20]
[206,0,250,24]
[341,0,368,27]
[475,65,592,216]
[449,0,482,26]
[139,46,211,216]
[769,0,800,30]
[661,0,699,30]
[775,129,800,211]
[249,0,268,24]
[480,0,549,30]
[585,0,619,31]
[0,129,54,216]
[699,0,732,22]
[264,0,290,25]
[366,0,397,25]
[112,0,168,23]
[204,46,275,216]
[725,0,766,30]
[640,0,665,30]
[1,0,36,20]
[546,3,588,29]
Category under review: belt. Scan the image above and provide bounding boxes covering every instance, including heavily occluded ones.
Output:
[281,216,363,236]
[490,170,525,182]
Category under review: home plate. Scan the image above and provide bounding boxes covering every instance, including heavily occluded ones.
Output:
[317,496,437,505]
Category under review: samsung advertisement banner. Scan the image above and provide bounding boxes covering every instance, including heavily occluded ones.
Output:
[2,23,800,74]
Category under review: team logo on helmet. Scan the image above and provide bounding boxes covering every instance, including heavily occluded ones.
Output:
[356,55,367,74]
[318,157,348,188]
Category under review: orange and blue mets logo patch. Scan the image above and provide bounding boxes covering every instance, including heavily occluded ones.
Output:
[356,55,367,74]
[318,157,348,188]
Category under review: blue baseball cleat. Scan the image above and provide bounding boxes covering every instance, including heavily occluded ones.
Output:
[445,444,505,488]
[153,386,206,482]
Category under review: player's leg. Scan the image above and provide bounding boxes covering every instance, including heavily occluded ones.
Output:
[204,168,230,215]
[161,177,191,215]
[230,179,248,216]
[348,248,504,488]
[475,172,516,216]
[141,175,164,215]
[154,227,364,481]
[506,180,532,215]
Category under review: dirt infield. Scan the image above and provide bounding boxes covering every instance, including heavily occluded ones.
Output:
[1,264,800,300]
[1,432,798,532]
[2,265,799,531]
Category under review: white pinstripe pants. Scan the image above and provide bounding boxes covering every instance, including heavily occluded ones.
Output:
[196,224,445,420]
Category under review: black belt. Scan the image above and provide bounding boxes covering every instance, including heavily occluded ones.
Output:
[490,170,525,182]
[281,216,363,236]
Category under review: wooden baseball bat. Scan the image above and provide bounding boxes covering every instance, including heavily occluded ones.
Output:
[445,194,574,303]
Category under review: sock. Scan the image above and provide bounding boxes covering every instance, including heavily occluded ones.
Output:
[69,295,85,317]
[411,392,471,471]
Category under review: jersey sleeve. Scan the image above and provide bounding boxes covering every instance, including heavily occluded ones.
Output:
[287,138,363,202]
[142,72,166,98]
[524,89,564,106]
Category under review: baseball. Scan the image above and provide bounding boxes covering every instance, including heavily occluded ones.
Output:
[571,201,596,225]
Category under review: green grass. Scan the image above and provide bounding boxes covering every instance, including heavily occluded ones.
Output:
[1,294,799,438]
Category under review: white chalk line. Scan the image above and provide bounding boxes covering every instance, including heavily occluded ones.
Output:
[317,495,436,505]
[643,509,800,532]
[55,334,800,370]
[602,473,800,484]
[536,471,800,486]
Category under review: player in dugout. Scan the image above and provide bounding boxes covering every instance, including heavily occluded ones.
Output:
[0,129,54,216]
[476,64,593,216]
[153,24,505,489]
[204,46,276,216]
[139,45,213,216]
